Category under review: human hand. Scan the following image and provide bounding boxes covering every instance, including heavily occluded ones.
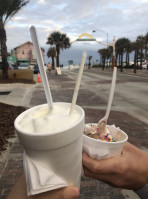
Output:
[7,173,79,199]
[82,142,148,190]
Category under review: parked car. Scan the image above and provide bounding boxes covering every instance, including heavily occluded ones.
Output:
[18,63,29,70]
[33,64,40,74]
[11,62,18,69]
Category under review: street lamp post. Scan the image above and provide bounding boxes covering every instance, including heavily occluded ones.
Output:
[92,29,108,44]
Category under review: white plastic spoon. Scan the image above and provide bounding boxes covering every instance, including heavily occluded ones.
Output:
[30,26,53,110]
[97,67,117,131]
[69,52,87,114]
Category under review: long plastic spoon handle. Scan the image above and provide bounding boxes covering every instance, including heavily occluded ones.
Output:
[103,67,117,122]
[30,26,53,109]
[69,52,87,114]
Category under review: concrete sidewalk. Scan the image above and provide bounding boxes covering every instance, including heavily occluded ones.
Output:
[1,69,148,199]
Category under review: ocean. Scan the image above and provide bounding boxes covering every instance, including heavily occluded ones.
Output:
[44,45,101,67]
[44,45,135,67]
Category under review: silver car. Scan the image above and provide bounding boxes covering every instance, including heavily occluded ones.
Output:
[18,63,29,70]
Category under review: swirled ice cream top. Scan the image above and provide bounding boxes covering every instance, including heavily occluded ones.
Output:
[17,103,81,134]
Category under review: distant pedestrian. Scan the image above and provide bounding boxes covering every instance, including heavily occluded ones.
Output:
[47,62,53,73]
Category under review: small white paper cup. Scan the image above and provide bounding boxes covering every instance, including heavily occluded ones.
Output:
[83,123,128,160]
[14,102,85,191]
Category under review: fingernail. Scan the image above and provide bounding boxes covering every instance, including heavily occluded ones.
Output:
[72,187,79,198]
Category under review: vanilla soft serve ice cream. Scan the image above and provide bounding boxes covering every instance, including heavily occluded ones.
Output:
[15,102,85,194]
[17,103,82,134]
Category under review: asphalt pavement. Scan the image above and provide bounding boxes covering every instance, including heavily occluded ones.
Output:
[1,67,148,199]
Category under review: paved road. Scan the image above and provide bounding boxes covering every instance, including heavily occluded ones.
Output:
[64,68,148,125]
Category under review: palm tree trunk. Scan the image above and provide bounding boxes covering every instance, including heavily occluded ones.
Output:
[120,54,123,72]
[88,59,91,69]
[115,53,118,67]
[134,50,136,73]
[127,53,129,67]
[57,53,60,68]
[56,47,60,68]
[144,44,147,59]
[110,53,112,68]
[126,52,128,67]
[136,51,138,69]
[55,51,58,68]
[0,22,9,78]
[119,54,121,67]
[51,57,55,69]
[102,58,105,70]
[100,56,102,65]
[140,49,142,70]
[89,59,91,66]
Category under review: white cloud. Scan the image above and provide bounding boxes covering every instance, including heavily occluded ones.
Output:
[11,16,25,22]
[37,0,46,4]
[4,0,148,55]
[122,9,134,16]
[132,0,148,3]
[6,25,15,29]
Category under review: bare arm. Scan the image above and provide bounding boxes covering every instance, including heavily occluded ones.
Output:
[6,173,79,199]
[82,142,148,190]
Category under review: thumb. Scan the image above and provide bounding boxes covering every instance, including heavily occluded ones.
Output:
[62,186,80,199]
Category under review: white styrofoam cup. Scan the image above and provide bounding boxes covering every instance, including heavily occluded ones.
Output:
[15,102,85,190]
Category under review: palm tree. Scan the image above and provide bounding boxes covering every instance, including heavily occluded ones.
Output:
[46,31,71,68]
[98,49,103,66]
[0,0,29,78]
[47,47,56,69]
[98,48,107,70]
[115,38,124,71]
[115,46,119,67]
[145,32,148,45]
[106,47,112,68]
[116,38,130,72]
[136,35,145,70]
[88,56,92,69]
[131,41,138,73]
[124,38,131,67]
[107,46,113,68]
[144,32,148,62]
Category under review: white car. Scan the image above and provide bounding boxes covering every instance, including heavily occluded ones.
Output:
[18,63,29,70]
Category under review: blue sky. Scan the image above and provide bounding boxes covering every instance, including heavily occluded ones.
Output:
[5,0,148,65]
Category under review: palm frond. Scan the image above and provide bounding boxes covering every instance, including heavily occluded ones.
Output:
[0,0,29,24]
